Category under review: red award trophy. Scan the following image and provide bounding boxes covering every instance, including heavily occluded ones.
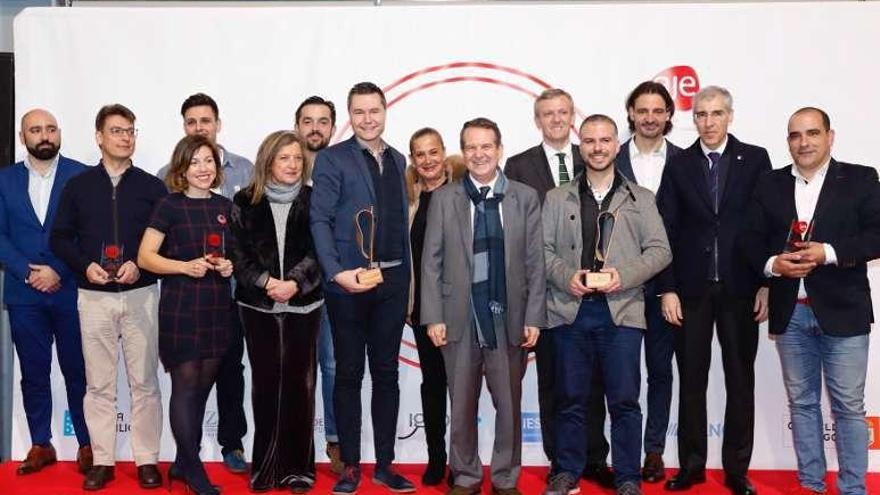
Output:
[204,231,225,260]
[784,218,814,253]
[100,242,123,280]
[354,206,383,285]
[584,211,616,289]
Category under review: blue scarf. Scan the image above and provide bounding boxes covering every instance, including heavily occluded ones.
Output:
[463,171,507,349]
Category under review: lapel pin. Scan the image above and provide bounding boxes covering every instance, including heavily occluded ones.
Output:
[737,155,743,160]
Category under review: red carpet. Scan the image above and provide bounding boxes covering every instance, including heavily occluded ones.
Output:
[1,462,877,494]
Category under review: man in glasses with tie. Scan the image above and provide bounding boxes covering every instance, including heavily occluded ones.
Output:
[503,88,597,484]
[542,114,671,495]
[656,86,771,495]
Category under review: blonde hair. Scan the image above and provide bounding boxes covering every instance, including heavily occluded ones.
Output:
[245,130,309,204]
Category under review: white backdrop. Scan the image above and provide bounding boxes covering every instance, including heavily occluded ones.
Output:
[10,2,880,470]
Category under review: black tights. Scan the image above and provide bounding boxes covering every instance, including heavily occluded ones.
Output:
[170,358,222,488]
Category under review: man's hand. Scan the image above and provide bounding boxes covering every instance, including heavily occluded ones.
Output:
[427,323,447,347]
[85,262,110,285]
[180,258,212,279]
[772,252,816,278]
[334,268,378,294]
[661,292,683,326]
[568,270,593,297]
[754,286,769,323]
[793,241,827,265]
[522,326,540,348]
[267,279,298,303]
[596,267,622,293]
[114,261,140,284]
[211,257,234,278]
[27,264,61,293]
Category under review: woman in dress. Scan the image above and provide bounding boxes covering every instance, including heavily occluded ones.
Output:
[229,130,323,493]
[137,134,234,495]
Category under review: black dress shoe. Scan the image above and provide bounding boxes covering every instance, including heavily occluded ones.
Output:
[83,465,115,491]
[582,463,616,489]
[137,464,163,489]
[725,475,757,495]
[421,461,447,486]
[664,469,705,491]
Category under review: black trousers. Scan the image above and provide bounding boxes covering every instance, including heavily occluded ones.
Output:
[413,324,448,464]
[675,282,758,477]
[241,307,321,489]
[214,301,247,455]
[325,265,409,467]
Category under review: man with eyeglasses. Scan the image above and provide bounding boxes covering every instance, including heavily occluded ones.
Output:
[51,104,168,491]
[656,86,771,495]
[542,115,670,495]
[156,92,254,473]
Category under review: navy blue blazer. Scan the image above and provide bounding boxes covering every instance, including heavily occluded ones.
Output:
[615,138,682,185]
[656,135,772,299]
[0,155,88,305]
[309,135,411,294]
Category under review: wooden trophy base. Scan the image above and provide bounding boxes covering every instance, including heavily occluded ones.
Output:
[357,268,384,285]
[584,271,612,289]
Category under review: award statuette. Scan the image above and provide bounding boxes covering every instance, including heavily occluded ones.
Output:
[354,206,384,285]
[100,242,124,280]
[584,211,616,289]
[784,218,814,253]
[204,231,225,260]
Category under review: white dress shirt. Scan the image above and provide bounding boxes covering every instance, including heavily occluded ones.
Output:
[24,155,59,225]
[700,137,728,166]
[629,138,667,194]
[763,160,838,298]
[543,141,573,187]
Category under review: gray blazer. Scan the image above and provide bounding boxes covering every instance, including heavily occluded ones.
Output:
[542,173,672,329]
[421,178,547,346]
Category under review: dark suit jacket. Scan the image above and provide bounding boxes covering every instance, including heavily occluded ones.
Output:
[656,135,771,299]
[740,160,880,336]
[420,178,547,346]
[0,156,87,305]
[615,138,683,185]
[504,143,585,203]
[310,135,411,294]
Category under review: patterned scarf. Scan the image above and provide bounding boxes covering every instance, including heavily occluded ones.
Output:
[463,171,508,350]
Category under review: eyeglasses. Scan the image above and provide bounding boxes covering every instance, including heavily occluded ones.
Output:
[107,127,138,137]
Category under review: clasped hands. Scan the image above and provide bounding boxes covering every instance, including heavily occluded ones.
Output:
[179,255,234,279]
[772,241,826,278]
[567,267,622,297]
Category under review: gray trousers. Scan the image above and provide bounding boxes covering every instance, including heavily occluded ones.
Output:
[441,324,526,489]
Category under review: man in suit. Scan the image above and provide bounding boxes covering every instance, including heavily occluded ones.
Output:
[542,115,671,495]
[0,109,90,475]
[503,88,602,483]
[156,92,253,473]
[421,117,545,495]
[741,107,880,495]
[615,81,682,483]
[294,95,344,474]
[656,86,770,495]
[310,82,415,495]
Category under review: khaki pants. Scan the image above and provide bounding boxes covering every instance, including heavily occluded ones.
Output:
[79,285,161,466]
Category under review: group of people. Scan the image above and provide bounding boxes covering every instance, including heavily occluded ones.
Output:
[2,79,875,495]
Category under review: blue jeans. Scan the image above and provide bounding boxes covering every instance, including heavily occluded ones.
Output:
[776,304,869,495]
[317,307,338,442]
[554,299,643,486]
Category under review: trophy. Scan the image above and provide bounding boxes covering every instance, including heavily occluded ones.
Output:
[354,206,384,285]
[204,231,225,261]
[784,218,814,253]
[100,242,124,280]
[584,211,616,289]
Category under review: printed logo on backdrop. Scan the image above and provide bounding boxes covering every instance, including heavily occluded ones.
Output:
[782,415,838,449]
[314,416,326,435]
[653,66,701,111]
[203,410,219,438]
[398,411,451,441]
[64,410,75,436]
[116,411,131,434]
[866,416,880,450]
[521,412,542,443]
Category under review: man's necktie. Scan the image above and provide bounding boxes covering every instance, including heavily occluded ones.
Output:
[557,152,569,185]
[708,151,721,209]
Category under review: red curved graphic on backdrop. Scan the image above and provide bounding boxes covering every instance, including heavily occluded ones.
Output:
[653,65,701,111]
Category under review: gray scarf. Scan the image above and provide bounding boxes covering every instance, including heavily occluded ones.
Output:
[264,180,301,204]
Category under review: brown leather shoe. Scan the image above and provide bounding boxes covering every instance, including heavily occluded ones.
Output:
[326,441,343,475]
[446,485,480,495]
[83,465,115,491]
[137,464,163,489]
[491,486,522,495]
[642,452,665,483]
[77,445,94,474]
[16,444,57,475]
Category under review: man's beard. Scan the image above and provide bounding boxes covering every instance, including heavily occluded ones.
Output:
[306,132,330,152]
[27,142,60,161]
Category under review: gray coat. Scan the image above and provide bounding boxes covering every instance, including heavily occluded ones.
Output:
[421,178,547,346]
[543,173,672,329]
